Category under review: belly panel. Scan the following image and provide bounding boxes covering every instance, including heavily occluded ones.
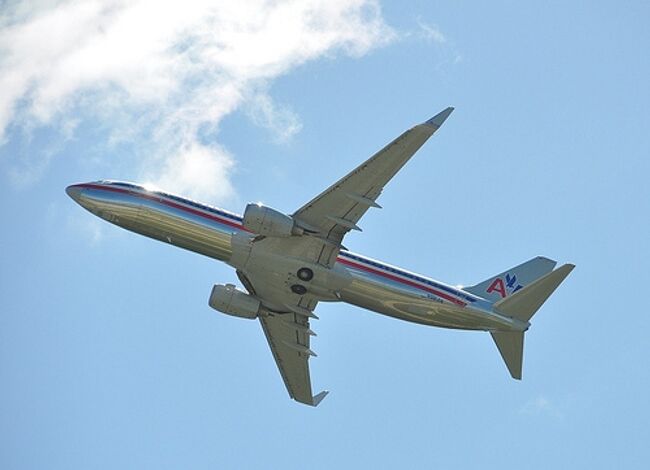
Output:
[340,272,490,330]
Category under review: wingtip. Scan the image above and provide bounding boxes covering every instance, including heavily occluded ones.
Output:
[424,106,454,129]
[312,390,329,406]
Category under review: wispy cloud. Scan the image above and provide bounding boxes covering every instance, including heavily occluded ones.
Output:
[416,19,447,44]
[245,92,303,144]
[0,0,394,201]
[520,394,565,420]
[412,18,462,65]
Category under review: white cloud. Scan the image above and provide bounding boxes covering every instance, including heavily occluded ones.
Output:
[0,0,394,201]
[246,93,303,144]
[152,142,235,204]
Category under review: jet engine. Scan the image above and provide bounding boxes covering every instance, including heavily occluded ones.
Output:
[242,203,303,237]
[208,284,260,319]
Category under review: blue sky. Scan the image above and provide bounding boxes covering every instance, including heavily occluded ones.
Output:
[1,1,649,468]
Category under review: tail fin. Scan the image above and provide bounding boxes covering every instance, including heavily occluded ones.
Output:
[489,264,575,379]
[465,256,557,303]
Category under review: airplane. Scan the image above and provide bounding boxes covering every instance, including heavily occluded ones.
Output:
[66,107,574,407]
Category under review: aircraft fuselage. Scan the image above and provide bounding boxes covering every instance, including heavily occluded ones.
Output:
[67,180,522,332]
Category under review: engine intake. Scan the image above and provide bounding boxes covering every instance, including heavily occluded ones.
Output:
[242,203,303,237]
[208,284,260,319]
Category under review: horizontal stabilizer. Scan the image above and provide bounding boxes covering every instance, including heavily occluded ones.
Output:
[491,331,524,379]
[494,264,575,322]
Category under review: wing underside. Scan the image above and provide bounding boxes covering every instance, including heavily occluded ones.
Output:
[239,268,328,406]
[259,311,328,406]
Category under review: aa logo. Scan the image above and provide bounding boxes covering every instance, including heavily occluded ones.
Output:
[486,273,523,298]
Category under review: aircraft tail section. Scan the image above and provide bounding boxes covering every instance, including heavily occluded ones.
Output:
[489,263,574,379]
[493,264,575,322]
[465,256,557,303]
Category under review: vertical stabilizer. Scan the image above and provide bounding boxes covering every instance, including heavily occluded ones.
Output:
[465,257,557,303]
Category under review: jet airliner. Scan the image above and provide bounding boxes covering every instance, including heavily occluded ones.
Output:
[67,107,574,406]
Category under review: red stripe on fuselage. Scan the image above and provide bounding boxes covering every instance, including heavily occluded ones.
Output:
[78,183,464,306]
[78,183,248,231]
[336,257,466,307]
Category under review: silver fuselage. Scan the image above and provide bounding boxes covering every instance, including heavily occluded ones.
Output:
[67,181,523,332]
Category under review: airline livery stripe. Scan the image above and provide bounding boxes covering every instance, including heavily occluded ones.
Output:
[337,257,466,307]
[77,183,468,306]
[154,196,246,231]
[79,183,248,231]
[338,252,475,302]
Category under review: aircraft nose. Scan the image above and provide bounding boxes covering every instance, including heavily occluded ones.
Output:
[66,184,83,203]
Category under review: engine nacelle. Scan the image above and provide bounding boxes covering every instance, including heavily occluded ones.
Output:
[208,284,260,319]
[242,203,303,237]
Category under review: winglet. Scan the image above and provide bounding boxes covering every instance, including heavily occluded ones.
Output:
[423,107,454,129]
[311,390,329,407]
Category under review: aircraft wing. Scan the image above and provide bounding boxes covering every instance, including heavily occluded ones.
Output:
[238,269,328,406]
[292,107,454,246]
[259,308,328,407]
[239,108,453,405]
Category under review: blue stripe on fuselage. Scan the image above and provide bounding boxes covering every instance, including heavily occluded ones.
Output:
[88,181,477,305]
